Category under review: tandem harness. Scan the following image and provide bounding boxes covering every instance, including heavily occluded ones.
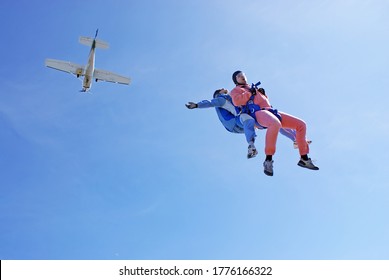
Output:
[242,94,282,129]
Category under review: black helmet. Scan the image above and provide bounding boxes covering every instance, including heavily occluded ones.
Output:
[213,89,223,98]
[232,70,242,85]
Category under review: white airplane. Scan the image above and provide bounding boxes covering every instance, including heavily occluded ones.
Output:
[45,29,131,92]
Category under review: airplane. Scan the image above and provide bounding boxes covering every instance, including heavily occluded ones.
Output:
[45,29,131,92]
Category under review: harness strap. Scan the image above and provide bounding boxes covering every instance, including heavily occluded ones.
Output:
[242,99,282,128]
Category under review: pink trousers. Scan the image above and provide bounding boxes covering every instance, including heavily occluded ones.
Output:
[255,110,309,156]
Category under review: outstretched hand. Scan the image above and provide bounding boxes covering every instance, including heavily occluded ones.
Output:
[185,102,198,109]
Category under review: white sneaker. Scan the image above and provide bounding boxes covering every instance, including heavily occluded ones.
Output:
[263,160,274,176]
[297,158,319,170]
[247,144,258,159]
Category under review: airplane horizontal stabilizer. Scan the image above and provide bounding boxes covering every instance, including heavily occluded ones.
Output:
[79,36,109,49]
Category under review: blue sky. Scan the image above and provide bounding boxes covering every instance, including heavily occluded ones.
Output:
[1,0,388,260]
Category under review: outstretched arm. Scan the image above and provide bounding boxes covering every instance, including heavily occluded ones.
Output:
[185,97,226,109]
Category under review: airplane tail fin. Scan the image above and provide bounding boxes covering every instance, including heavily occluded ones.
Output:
[79,36,109,49]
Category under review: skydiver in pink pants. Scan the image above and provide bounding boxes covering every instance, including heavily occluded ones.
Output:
[230,71,319,176]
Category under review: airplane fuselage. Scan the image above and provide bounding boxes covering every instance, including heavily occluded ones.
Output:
[82,40,96,92]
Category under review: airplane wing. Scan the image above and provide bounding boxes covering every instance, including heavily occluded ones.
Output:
[45,59,84,76]
[93,68,131,85]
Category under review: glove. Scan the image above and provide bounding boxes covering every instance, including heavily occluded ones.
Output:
[185,102,198,109]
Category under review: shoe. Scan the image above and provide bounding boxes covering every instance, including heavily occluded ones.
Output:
[247,144,258,159]
[293,140,312,149]
[297,158,319,170]
[263,160,274,176]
